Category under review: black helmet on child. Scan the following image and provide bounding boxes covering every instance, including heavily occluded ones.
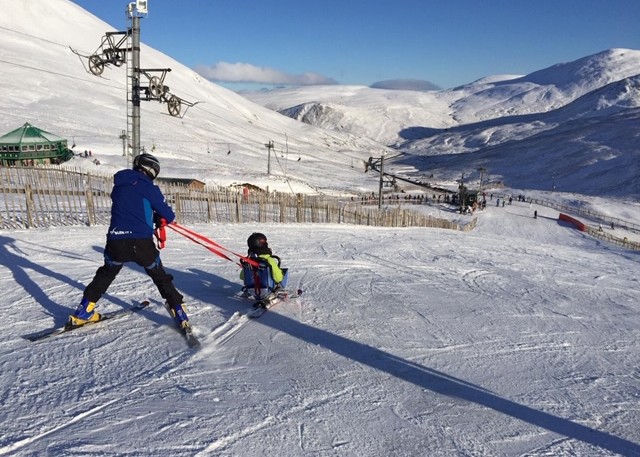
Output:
[247,232,271,255]
[133,153,160,180]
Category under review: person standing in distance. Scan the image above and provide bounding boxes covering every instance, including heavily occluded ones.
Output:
[70,153,190,330]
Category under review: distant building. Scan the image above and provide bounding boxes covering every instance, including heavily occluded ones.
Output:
[0,123,74,166]
[156,177,206,190]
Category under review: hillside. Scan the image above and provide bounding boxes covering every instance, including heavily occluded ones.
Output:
[0,0,391,195]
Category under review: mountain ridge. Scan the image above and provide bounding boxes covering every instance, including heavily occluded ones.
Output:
[245,49,640,196]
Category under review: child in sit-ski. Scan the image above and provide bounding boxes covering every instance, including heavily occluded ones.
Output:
[240,232,288,299]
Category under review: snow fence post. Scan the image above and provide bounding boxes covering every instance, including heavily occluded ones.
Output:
[24,184,34,228]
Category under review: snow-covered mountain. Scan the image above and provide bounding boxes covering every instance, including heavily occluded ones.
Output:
[245,49,640,197]
[245,84,457,145]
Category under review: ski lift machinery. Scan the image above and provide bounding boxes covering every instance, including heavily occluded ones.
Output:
[70,30,131,76]
[69,0,199,118]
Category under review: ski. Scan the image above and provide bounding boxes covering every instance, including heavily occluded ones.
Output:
[181,325,201,348]
[164,303,201,349]
[246,298,280,318]
[246,288,303,319]
[24,300,151,342]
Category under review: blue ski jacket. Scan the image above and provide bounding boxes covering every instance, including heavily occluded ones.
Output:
[106,169,175,240]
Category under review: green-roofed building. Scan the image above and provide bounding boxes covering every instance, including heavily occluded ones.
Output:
[0,122,74,166]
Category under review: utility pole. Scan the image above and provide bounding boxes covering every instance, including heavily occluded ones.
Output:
[458,173,465,213]
[378,154,384,209]
[365,155,388,209]
[284,133,289,174]
[265,140,274,175]
[127,1,147,159]
[119,129,128,164]
[131,14,140,158]
[478,167,487,192]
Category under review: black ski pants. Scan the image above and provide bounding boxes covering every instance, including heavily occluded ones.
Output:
[83,238,184,306]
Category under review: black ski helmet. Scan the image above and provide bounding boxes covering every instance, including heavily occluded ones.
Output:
[247,232,270,255]
[133,153,160,180]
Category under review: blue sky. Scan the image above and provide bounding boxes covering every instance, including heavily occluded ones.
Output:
[70,0,640,90]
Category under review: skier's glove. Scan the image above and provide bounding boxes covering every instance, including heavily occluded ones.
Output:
[154,215,168,229]
[154,216,168,249]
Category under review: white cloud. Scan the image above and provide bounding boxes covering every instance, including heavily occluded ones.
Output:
[193,61,337,86]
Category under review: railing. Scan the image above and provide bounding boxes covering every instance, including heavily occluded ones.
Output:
[585,226,640,250]
[529,197,640,233]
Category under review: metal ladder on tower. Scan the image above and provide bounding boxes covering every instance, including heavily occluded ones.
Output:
[124,12,134,167]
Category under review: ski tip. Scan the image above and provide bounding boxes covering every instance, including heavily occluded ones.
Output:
[183,328,202,348]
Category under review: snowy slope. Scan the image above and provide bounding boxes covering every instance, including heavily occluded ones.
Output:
[401,106,640,197]
[1,199,639,456]
[0,0,391,195]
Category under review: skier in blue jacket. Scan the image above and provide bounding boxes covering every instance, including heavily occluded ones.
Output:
[70,153,190,330]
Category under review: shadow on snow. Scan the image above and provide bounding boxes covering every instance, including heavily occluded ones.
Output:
[259,310,639,455]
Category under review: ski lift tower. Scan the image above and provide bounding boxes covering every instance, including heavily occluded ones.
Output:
[126,0,148,160]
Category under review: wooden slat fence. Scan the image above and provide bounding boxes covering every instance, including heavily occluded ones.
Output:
[0,167,465,231]
[585,226,640,250]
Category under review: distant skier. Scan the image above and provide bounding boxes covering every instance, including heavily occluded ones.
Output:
[69,153,191,331]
